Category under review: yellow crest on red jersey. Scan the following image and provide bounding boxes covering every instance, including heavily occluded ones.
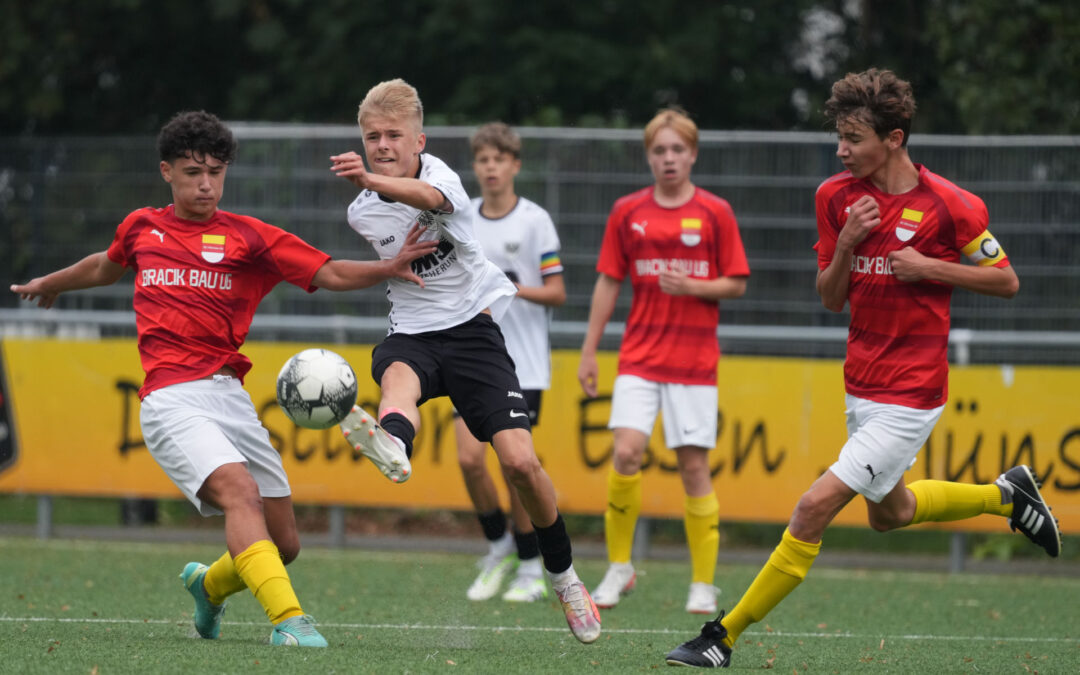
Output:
[895,208,923,242]
[680,218,702,247]
[201,234,226,263]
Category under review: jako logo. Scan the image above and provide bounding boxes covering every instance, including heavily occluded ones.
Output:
[379,235,396,246]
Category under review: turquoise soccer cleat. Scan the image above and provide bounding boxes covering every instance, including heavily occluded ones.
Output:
[179,562,226,639]
[271,614,329,647]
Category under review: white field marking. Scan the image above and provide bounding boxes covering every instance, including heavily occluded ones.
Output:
[0,617,1076,644]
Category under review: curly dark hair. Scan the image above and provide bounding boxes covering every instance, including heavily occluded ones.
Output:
[157,110,237,164]
[824,68,916,146]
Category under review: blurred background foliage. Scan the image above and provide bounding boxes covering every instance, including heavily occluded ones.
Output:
[1,0,1078,135]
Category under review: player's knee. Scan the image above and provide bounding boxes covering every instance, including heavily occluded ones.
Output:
[867,509,905,532]
[611,445,643,474]
[458,450,487,477]
[277,540,301,565]
[500,453,541,487]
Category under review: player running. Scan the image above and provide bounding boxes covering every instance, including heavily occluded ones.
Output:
[665,68,1059,668]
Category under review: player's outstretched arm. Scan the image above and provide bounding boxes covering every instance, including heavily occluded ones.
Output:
[314,223,439,291]
[10,251,126,309]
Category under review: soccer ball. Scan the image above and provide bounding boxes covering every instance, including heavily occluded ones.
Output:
[275,349,358,429]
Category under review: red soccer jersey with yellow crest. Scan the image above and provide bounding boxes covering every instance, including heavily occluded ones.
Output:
[814,164,1010,409]
[597,186,750,385]
[106,205,330,398]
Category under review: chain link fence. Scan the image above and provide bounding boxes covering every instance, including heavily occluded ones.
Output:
[3,126,1079,363]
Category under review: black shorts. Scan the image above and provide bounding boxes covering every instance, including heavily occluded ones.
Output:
[453,389,543,427]
[371,314,531,442]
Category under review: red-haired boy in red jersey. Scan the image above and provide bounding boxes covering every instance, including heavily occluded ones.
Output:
[578,108,750,616]
[666,69,1061,669]
[10,111,438,648]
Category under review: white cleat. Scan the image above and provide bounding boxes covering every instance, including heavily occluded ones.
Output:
[339,405,411,483]
[685,582,720,614]
[591,562,636,609]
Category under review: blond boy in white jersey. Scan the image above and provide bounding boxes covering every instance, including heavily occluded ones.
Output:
[330,80,599,644]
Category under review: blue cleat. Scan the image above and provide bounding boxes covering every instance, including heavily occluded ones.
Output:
[271,614,329,647]
[179,562,226,639]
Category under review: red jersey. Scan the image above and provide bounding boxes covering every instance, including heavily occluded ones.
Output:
[815,164,1010,409]
[106,205,331,398]
[597,186,750,385]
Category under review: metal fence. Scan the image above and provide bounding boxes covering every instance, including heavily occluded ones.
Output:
[3,126,1079,362]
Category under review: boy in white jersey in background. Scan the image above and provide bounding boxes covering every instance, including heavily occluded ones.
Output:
[329,79,600,644]
[456,122,567,604]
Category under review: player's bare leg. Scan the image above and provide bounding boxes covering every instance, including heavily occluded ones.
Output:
[491,428,600,643]
[457,418,515,601]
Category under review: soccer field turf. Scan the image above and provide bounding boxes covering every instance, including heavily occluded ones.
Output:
[3,537,1078,674]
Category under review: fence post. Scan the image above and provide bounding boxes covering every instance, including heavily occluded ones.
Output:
[329,505,346,548]
[36,495,53,539]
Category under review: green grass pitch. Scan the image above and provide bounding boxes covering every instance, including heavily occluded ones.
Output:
[2,536,1077,673]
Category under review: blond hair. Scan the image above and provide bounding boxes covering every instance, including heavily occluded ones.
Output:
[643,108,698,152]
[357,78,423,130]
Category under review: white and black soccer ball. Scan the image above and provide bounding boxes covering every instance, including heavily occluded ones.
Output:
[275,349,358,430]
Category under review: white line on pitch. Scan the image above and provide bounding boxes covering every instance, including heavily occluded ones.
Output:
[1,617,1076,644]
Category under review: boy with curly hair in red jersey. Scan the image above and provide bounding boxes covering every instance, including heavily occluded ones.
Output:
[11,110,438,648]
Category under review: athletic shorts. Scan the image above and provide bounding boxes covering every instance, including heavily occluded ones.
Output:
[371,313,531,443]
[608,374,718,449]
[453,389,543,426]
[829,394,945,503]
[140,375,290,516]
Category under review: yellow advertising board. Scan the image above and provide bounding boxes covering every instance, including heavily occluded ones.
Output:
[2,338,1078,533]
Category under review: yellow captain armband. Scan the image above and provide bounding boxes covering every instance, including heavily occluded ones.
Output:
[961,230,1006,266]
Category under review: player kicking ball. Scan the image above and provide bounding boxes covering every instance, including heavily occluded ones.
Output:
[330,79,600,644]
[11,111,438,648]
[666,68,1059,668]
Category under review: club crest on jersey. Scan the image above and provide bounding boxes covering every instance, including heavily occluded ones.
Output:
[895,208,923,242]
[201,234,226,263]
[680,218,702,246]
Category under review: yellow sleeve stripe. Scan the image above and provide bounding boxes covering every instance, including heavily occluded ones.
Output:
[961,230,1006,266]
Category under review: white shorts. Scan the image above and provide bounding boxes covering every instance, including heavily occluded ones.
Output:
[140,375,290,516]
[608,374,718,449]
[830,394,944,503]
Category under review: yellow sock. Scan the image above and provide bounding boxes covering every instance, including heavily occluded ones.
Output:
[722,528,820,647]
[233,540,303,624]
[203,550,248,606]
[684,493,720,584]
[908,480,1010,524]
[605,470,642,563]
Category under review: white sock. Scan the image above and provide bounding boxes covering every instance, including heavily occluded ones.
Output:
[489,531,513,557]
[548,564,579,591]
[518,557,543,578]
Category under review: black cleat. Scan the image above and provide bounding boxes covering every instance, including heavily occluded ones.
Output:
[665,610,732,668]
[996,465,1061,558]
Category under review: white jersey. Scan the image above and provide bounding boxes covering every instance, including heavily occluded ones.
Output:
[346,154,516,334]
[471,196,563,390]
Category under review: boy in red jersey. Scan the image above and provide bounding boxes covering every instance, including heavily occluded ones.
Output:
[666,69,1061,669]
[578,108,749,615]
[10,110,438,648]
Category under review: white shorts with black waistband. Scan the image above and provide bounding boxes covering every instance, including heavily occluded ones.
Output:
[140,375,290,516]
[829,394,945,503]
[608,374,718,450]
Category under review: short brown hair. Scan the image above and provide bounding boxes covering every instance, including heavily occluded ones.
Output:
[643,108,698,152]
[825,68,916,146]
[470,122,521,158]
[357,78,423,130]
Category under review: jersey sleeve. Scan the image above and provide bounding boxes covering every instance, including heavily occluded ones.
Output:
[953,194,1009,267]
[596,202,629,280]
[536,210,563,276]
[712,200,750,278]
[425,159,473,239]
[255,222,332,292]
[814,181,841,270]
[105,210,142,268]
